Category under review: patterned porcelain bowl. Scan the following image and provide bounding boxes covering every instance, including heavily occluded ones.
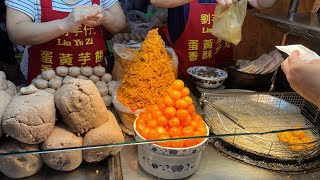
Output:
[187,66,228,89]
[134,119,209,179]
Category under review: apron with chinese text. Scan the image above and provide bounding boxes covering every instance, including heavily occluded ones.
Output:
[165,1,233,77]
[27,0,107,82]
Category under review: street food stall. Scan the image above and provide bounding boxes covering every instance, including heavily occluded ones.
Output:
[0,0,320,179]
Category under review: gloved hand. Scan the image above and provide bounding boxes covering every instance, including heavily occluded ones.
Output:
[216,0,238,10]
[63,5,101,32]
[83,4,114,27]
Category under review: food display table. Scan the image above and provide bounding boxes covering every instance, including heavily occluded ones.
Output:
[120,136,320,180]
[118,88,320,179]
[0,88,319,179]
[3,136,319,180]
[0,156,121,180]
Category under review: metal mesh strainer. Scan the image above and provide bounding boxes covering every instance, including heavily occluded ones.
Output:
[200,92,320,161]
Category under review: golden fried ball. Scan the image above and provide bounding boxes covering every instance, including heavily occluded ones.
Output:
[291,126,307,139]
[301,137,316,151]
[288,137,305,153]
[277,132,294,143]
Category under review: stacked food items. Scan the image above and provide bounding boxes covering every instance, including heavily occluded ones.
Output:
[236,50,283,74]
[0,28,200,178]
[112,44,141,81]
[111,29,209,178]
[135,80,208,148]
[277,126,317,153]
[117,29,175,110]
[0,71,17,97]
[110,32,147,45]
[114,29,176,133]
[0,72,17,137]
[30,66,116,106]
[0,72,124,179]
[112,36,178,81]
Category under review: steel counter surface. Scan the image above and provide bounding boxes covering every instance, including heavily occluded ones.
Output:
[120,136,320,180]
[119,88,320,179]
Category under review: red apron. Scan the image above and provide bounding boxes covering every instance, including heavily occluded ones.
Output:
[165,1,233,77]
[27,0,108,82]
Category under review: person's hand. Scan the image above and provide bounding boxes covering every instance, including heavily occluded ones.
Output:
[217,0,238,10]
[82,4,115,27]
[62,5,100,32]
[281,50,320,107]
[309,59,320,65]
[83,4,105,26]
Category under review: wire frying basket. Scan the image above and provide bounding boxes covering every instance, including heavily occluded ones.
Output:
[200,92,320,164]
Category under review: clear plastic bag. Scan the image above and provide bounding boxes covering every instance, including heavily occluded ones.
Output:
[211,0,247,45]
[112,43,179,81]
[112,81,145,114]
[147,5,168,26]
[112,43,140,81]
[112,81,145,133]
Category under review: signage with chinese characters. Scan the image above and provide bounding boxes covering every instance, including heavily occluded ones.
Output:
[185,13,231,62]
[39,25,104,70]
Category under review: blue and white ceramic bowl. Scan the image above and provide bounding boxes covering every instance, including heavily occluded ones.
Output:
[187,66,228,89]
[134,119,209,179]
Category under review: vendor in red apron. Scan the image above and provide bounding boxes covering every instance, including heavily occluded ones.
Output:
[5,0,126,83]
[150,0,277,77]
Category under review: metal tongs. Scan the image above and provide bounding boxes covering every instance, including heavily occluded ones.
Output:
[208,101,246,130]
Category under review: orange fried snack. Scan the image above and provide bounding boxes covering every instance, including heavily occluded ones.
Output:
[277,132,294,143]
[301,137,316,151]
[288,137,305,153]
[277,125,318,153]
[291,125,307,139]
[117,29,175,110]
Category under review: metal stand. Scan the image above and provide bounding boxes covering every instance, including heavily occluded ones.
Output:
[253,12,320,42]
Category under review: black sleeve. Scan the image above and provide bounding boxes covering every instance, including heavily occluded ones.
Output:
[167,5,188,44]
[0,0,5,13]
[0,2,15,64]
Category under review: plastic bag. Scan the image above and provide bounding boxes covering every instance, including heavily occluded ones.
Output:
[112,43,179,81]
[146,5,168,26]
[112,43,140,81]
[126,10,155,35]
[211,0,247,45]
[112,81,145,114]
[112,81,145,133]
